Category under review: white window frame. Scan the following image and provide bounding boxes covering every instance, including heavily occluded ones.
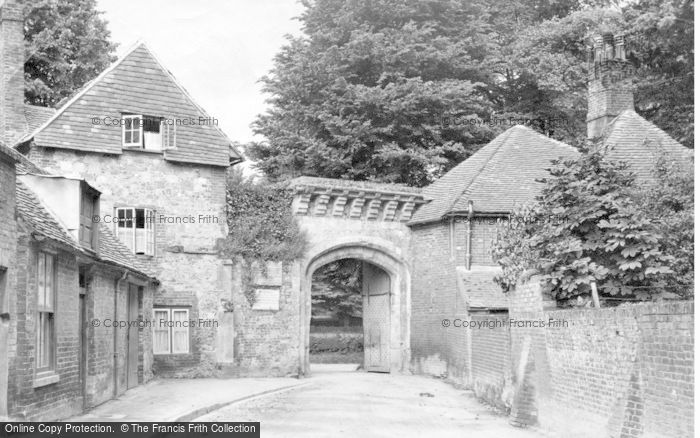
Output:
[122,114,143,147]
[36,252,56,372]
[115,207,155,256]
[152,308,189,354]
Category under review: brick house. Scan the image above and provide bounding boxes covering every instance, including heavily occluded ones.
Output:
[11,36,242,375]
[407,33,692,392]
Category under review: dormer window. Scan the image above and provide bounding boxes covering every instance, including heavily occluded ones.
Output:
[122,114,175,151]
[79,184,100,251]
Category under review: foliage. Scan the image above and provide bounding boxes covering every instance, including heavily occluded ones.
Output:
[634,158,694,297]
[225,173,308,305]
[309,332,363,354]
[247,0,508,186]
[20,0,117,106]
[312,259,363,319]
[493,150,675,301]
[510,0,694,147]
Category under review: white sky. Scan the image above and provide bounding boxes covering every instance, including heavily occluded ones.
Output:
[96,0,304,147]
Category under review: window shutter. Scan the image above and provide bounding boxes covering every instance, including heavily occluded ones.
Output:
[145,209,155,256]
[162,117,176,150]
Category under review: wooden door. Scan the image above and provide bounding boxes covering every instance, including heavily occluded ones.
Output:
[362,262,391,373]
[126,285,139,389]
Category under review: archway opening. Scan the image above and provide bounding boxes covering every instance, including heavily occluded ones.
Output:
[309,258,392,372]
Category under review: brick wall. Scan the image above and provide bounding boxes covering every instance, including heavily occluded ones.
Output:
[84,271,154,407]
[409,221,470,384]
[470,313,511,409]
[28,147,228,376]
[0,1,27,145]
[8,240,82,420]
[507,279,694,438]
[0,154,16,418]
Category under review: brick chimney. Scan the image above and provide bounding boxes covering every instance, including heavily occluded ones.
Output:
[0,0,26,146]
[586,33,634,139]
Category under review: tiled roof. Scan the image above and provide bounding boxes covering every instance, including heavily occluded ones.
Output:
[456,266,508,309]
[0,142,23,163]
[21,42,242,167]
[15,180,155,279]
[410,125,579,225]
[288,176,423,195]
[601,110,693,182]
[98,224,156,277]
[24,104,55,133]
[16,180,82,251]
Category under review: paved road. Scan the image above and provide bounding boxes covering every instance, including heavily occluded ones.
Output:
[197,365,543,438]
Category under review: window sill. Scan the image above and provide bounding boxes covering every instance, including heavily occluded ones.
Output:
[122,147,163,154]
[33,371,59,388]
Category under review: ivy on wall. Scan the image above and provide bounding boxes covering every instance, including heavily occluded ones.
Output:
[225,172,308,306]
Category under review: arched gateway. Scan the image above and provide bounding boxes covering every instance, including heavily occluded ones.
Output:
[289,177,425,375]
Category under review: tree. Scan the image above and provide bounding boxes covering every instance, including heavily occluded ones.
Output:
[312,259,363,319]
[493,149,675,302]
[20,0,117,106]
[635,158,694,297]
[247,0,504,186]
[509,0,694,147]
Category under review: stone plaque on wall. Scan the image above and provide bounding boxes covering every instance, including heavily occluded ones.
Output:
[252,287,281,311]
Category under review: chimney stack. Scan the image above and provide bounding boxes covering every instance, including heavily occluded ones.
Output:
[0,0,26,146]
[586,33,634,139]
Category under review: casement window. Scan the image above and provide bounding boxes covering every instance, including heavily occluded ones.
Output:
[79,186,99,251]
[122,115,142,147]
[122,114,176,151]
[152,308,189,354]
[36,252,56,372]
[115,207,155,256]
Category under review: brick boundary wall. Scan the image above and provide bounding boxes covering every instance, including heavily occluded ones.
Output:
[507,278,694,438]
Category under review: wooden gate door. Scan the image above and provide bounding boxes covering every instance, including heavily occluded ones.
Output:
[363,262,390,373]
[126,285,139,389]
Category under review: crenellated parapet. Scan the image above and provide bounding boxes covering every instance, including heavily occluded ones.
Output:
[288,176,425,222]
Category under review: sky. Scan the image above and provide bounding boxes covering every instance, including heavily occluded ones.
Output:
[96,0,305,148]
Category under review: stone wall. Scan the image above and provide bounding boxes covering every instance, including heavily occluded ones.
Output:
[28,147,228,376]
[224,261,302,377]
[508,279,694,438]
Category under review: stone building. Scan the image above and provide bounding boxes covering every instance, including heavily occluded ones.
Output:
[0,0,240,419]
[14,41,242,376]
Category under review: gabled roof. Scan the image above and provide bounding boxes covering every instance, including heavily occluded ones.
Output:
[601,110,693,182]
[410,125,579,225]
[19,41,242,167]
[16,179,155,279]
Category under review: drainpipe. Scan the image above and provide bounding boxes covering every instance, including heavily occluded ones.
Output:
[114,270,128,398]
[465,201,474,270]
